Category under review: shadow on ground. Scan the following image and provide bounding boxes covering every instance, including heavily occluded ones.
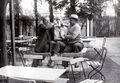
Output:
[102,57,120,83]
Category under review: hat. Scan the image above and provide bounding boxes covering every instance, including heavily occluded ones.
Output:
[70,14,79,20]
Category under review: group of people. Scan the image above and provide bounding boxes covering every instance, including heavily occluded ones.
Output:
[32,14,84,67]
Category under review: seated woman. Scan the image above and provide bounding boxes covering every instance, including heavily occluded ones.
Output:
[50,17,68,55]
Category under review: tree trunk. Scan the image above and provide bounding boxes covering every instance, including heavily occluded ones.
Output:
[49,0,54,22]
[0,0,9,67]
[70,0,76,14]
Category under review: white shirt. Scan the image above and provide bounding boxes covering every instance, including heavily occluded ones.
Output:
[54,26,67,40]
[67,23,81,43]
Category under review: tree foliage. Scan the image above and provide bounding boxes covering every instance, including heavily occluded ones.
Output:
[52,0,106,19]
[14,0,22,36]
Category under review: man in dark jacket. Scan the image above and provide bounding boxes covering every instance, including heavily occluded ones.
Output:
[32,17,54,67]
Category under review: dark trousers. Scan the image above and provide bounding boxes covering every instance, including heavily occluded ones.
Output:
[51,41,84,54]
[51,41,84,68]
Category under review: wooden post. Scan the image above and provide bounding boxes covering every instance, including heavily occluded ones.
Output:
[87,18,90,37]
[34,0,38,36]
[10,0,16,65]
[0,0,9,67]
[49,0,54,22]
[90,19,93,36]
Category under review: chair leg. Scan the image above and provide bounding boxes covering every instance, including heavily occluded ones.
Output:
[88,66,99,78]
[101,73,106,81]
[90,69,105,81]
[0,76,8,83]
[93,48,102,58]
[89,65,105,81]
[81,62,86,79]
[17,50,26,66]
[70,65,76,83]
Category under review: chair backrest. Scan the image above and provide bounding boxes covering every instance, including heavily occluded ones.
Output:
[93,37,106,61]
[102,37,106,49]
[100,37,107,64]
[100,47,107,67]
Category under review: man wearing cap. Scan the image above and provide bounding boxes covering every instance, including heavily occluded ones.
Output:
[64,14,84,52]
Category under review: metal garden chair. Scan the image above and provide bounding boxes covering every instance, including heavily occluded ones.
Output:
[82,37,107,81]
[86,47,107,80]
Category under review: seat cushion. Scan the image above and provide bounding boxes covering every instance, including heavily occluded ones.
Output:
[86,61,101,66]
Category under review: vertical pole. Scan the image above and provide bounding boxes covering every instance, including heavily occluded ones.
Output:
[34,0,38,36]
[85,18,87,37]
[20,22,22,36]
[87,18,90,37]
[0,0,8,67]
[90,19,93,36]
[10,0,16,65]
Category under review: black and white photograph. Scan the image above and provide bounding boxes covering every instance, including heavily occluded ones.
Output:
[0,0,120,83]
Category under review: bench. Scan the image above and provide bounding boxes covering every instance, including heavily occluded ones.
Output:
[23,53,51,60]
[31,52,51,56]
[23,53,50,66]
[51,47,88,67]
[23,54,43,59]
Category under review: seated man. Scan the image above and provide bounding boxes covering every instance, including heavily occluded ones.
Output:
[65,14,84,52]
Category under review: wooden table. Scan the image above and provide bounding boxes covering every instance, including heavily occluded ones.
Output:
[6,40,29,43]
[0,65,66,83]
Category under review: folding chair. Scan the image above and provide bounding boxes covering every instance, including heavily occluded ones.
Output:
[82,37,107,81]
[86,47,107,80]
[16,47,30,66]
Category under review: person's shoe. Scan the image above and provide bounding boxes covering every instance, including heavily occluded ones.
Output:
[39,60,43,66]
[47,61,55,68]
[47,60,55,68]
[62,61,69,68]
[74,63,79,68]
[48,62,55,68]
